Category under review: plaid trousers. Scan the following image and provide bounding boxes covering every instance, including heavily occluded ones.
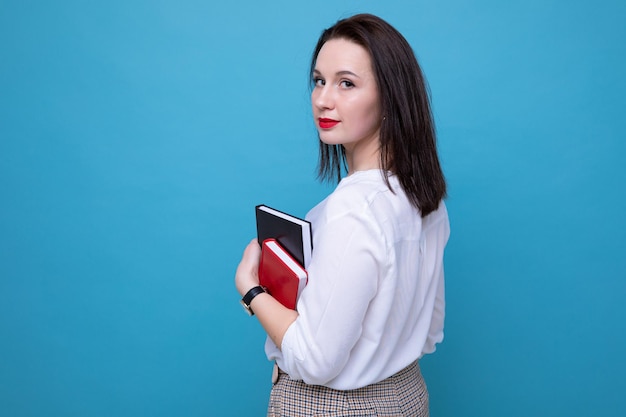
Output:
[267,361,429,417]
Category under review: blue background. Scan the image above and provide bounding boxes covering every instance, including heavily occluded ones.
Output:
[1,0,625,416]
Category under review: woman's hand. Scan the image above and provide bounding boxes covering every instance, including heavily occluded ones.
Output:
[234,238,299,348]
[235,239,262,296]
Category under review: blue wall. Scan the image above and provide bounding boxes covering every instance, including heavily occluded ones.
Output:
[1,1,624,416]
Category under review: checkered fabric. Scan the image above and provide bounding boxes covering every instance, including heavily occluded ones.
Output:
[267,361,429,417]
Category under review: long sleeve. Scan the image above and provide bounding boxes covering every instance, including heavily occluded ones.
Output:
[280,202,386,385]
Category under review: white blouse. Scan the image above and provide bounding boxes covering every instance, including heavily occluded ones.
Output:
[265,170,450,390]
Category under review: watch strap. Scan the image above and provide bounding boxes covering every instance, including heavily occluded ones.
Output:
[241,286,266,316]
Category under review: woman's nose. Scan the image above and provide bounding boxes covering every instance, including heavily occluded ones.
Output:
[312,86,334,110]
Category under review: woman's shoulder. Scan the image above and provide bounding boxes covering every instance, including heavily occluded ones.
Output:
[330,170,388,205]
[311,171,395,225]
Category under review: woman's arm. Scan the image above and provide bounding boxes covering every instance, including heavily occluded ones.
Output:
[235,239,298,348]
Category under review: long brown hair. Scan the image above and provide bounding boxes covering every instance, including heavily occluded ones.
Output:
[311,14,446,217]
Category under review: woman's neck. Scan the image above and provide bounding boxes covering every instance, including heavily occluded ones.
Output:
[344,137,382,175]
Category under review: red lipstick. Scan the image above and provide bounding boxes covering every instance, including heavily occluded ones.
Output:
[319,118,339,129]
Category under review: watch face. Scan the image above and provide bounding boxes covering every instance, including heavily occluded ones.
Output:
[240,299,254,316]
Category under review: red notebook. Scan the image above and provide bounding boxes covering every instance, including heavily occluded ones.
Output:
[259,238,308,310]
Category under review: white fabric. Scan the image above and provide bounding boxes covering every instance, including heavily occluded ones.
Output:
[265,170,450,390]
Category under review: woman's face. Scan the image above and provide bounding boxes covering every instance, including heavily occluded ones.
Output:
[311,38,382,154]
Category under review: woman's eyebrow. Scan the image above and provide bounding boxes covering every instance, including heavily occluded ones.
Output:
[336,70,360,78]
[313,69,360,78]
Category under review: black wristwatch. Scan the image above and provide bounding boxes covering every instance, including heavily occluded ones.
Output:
[240,286,267,316]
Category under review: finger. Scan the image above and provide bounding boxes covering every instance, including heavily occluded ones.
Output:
[245,239,262,258]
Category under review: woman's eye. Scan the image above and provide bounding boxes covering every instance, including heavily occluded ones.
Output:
[340,80,354,88]
[313,78,325,86]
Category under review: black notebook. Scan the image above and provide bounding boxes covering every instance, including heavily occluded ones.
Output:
[255,204,313,268]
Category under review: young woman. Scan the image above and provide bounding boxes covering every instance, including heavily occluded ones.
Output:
[235,13,449,417]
